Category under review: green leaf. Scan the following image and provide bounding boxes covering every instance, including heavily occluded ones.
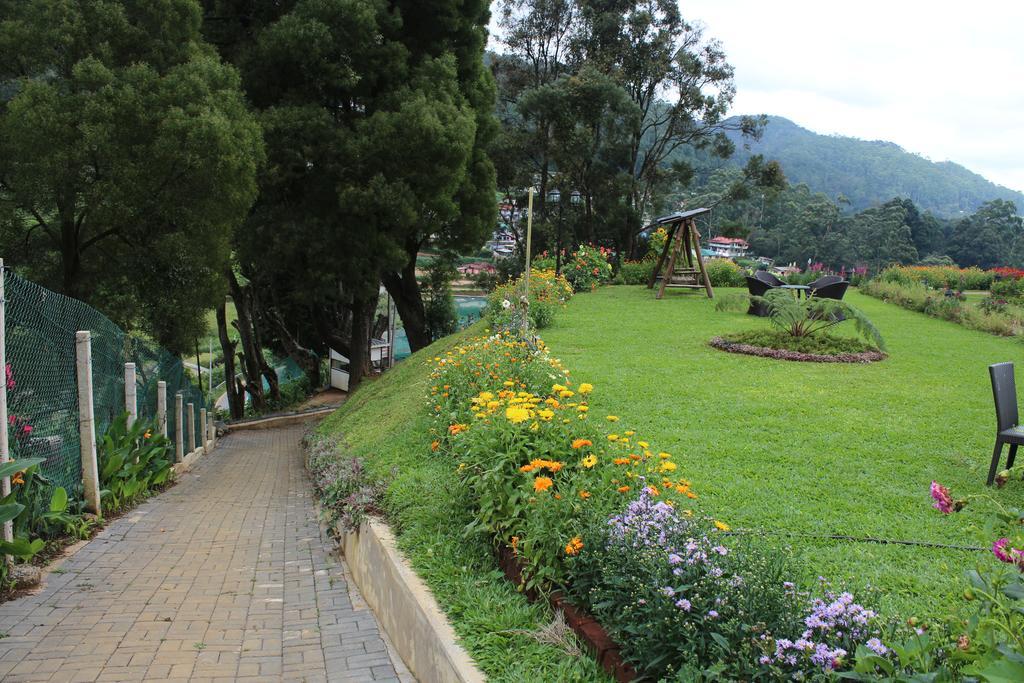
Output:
[972,657,1024,683]
[0,502,25,525]
[0,537,45,559]
[49,487,68,513]
[0,458,45,479]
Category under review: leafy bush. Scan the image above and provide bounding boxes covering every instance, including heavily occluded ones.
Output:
[484,269,573,331]
[558,244,613,292]
[306,433,382,532]
[862,280,1023,337]
[876,265,995,290]
[98,413,174,512]
[990,277,1024,304]
[617,259,654,285]
[704,258,746,287]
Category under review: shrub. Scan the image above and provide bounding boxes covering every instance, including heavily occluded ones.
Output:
[704,258,746,287]
[306,433,382,532]
[98,413,174,512]
[876,265,994,290]
[618,260,654,285]
[862,280,1022,337]
[484,269,573,331]
[560,244,613,292]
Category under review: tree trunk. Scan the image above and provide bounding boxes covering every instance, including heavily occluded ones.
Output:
[59,203,81,298]
[347,294,376,391]
[383,246,431,352]
[216,302,244,419]
[267,307,321,388]
[226,269,266,412]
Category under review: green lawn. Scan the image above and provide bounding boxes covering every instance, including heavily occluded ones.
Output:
[539,285,1024,618]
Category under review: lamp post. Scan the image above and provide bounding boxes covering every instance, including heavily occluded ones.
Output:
[546,189,582,275]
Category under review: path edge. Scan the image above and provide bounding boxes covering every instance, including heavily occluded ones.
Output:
[336,517,485,683]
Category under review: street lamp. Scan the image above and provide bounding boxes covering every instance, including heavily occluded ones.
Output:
[547,189,582,275]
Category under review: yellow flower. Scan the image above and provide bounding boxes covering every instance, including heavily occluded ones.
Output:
[505,406,531,424]
[537,409,555,420]
[638,441,649,449]
[559,390,575,398]
[564,537,584,555]
[606,415,619,422]
[714,520,731,532]
[578,383,594,394]
[503,380,515,387]
[607,434,619,441]
[534,476,553,492]
[658,451,671,459]
[581,454,597,468]
[478,391,494,401]
[577,405,588,412]
[552,383,568,393]
[624,430,635,437]
[659,461,677,473]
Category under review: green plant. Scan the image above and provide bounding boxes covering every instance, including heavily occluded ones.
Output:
[617,260,654,285]
[485,269,573,331]
[306,434,382,532]
[717,329,880,356]
[0,457,46,564]
[717,289,886,350]
[704,258,746,287]
[98,413,173,512]
[559,245,613,292]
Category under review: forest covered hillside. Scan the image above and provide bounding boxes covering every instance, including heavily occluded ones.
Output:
[717,116,1024,217]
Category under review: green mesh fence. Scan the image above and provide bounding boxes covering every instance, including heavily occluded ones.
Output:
[3,266,207,495]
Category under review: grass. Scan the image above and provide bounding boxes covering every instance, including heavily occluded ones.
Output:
[316,331,608,683]
[538,285,1024,619]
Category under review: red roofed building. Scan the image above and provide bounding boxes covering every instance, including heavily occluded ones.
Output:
[706,236,749,259]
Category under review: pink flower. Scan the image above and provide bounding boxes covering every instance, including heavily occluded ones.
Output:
[19,424,32,437]
[993,538,1024,569]
[930,481,954,514]
[4,363,13,391]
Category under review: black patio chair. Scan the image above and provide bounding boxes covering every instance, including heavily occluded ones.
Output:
[745,275,774,316]
[754,270,785,287]
[809,281,849,301]
[988,362,1022,485]
[808,275,843,292]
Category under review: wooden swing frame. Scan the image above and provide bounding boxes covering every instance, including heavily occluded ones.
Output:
[645,208,714,299]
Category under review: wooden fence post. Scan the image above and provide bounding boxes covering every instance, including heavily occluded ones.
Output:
[157,381,167,438]
[200,408,207,452]
[75,331,102,515]
[0,259,12,559]
[124,362,137,428]
[175,392,184,463]
[187,402,196,454]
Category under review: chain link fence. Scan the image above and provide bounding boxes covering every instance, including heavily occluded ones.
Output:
[3,266,207,497]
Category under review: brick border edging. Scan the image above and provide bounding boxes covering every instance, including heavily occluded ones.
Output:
[335,518,486,683]
[495,545,637,682]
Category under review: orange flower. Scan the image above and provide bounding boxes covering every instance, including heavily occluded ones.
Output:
[647,485,660,496]
[12,471,25,486]
[616,485,630,493]
[564,536,584,555]
[534,476,553,492]
[431,440,440,452]
[519,464,535,472]
[578,490,591,499]
[448,423,469,435]
[571,438,592,450]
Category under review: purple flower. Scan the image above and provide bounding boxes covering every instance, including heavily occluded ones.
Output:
[930,481,954,514]
[662,586,675,598]
[675,598,691,612]
[865,638,887,656]
[707,609,718,619]
[668,553,683,565]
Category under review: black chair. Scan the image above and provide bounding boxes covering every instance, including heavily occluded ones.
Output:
[754,270,785,287]
[808,275,843,292]
[988,362,1022,485]
[745,276,774,316]
[809,281,849,301]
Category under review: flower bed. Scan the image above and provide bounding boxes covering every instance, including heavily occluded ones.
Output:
[709,334,887,363]
[425,331,900,679]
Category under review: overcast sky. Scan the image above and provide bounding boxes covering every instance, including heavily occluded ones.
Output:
[489,1,1024,193]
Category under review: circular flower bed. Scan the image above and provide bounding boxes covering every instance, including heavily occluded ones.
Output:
[709,331,887,364]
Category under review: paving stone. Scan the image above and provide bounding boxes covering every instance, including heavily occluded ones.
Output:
[0,426,407,681]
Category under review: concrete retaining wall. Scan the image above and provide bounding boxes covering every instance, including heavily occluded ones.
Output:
[339,519,484,683]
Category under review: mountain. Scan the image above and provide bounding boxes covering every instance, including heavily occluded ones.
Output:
[718,116,1024,218]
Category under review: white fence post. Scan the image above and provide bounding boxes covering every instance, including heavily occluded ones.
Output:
[75,331,102,515]
[187,402,195,454]
[175,392,184,463]
[200,408,207,451]
[157,381,167,438]
[0,259,12,559]
[124,362,137,428]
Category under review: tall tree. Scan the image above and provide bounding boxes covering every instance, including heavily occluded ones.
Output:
[0,0,263,353]
[948,200,1023,269]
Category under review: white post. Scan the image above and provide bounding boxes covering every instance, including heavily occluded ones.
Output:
[124,362,137,428]
[522,188,534,337]
[157,381,167,438]
[187,402,195,454]
[175,392,184,463]
[75,331,102,515]
[200,408,207,451]
[0,259,12,557]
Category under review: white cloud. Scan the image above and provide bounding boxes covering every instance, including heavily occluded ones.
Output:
[680,0,1024,192]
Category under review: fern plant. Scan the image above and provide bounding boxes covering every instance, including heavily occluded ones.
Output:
[717,289,886,350]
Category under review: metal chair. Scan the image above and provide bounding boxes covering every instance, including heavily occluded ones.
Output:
[754,270,784,287]
[809,281,849,301]
[745,276,774,316]
[808,275,842,292]
[988,362,1022,485]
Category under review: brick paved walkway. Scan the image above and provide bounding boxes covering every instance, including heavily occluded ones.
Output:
[0,425,411,682]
